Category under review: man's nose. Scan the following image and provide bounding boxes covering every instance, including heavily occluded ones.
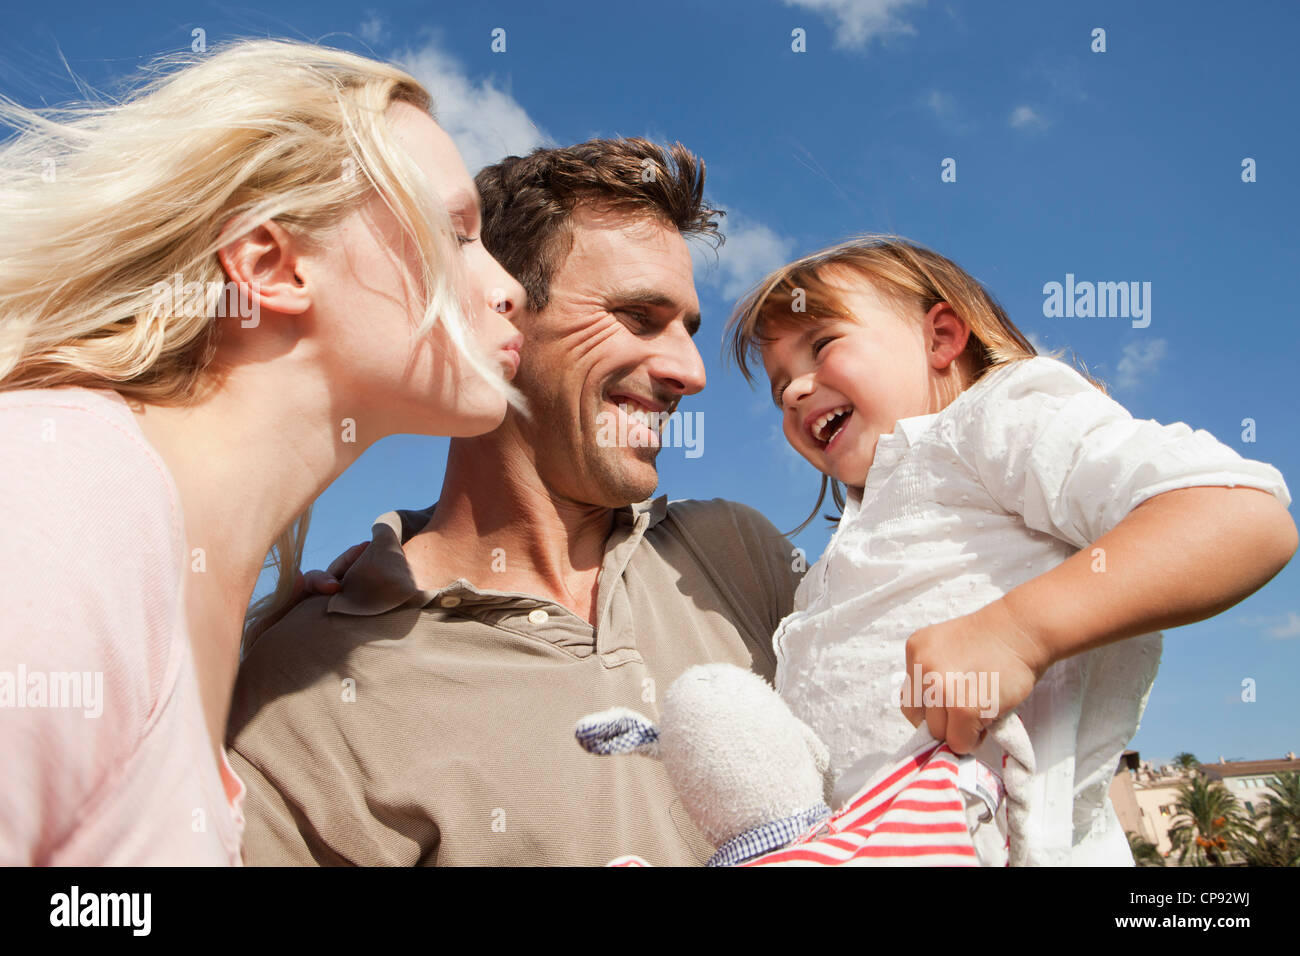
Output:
[648,322,707,397]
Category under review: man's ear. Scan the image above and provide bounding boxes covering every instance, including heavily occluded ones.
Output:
[217,220,312,317]
[923,301,971,372]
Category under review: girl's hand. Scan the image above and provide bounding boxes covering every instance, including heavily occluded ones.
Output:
[899,599,1050,754]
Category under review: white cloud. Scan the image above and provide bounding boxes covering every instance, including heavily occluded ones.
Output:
[783,0,925,50]
[1115,337,1167,390]
[359,12,386,46]
[926,89,955,118]
[1009,105,1047,130]
[1025,331,1044,355]
[693,214,797,301]
[1266,612,1300,639]
[396,40,551,174]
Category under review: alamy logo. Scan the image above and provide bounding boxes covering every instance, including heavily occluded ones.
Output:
[1042,273,1151,328]
[151,273,260,328]
[0,665,102,718]
[894,664,1000,719]
[595,407,704,459]
[50,886,151,936]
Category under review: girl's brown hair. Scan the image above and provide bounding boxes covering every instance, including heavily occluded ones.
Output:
[724,234,1105,535]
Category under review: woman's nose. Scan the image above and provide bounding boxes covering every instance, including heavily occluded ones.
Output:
[485,255,525,322]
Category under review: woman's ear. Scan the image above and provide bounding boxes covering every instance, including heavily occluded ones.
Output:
[923,301,971,372]
[217,220,312,319]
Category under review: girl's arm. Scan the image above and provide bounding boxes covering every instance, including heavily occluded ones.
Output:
[901,484,1297,752]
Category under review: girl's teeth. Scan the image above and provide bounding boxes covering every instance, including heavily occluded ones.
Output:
[814,405,852,442]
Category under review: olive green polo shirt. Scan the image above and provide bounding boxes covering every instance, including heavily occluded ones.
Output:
[226,495,799,866]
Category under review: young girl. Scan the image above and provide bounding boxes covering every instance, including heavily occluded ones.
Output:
[725,236,1296,865]
[0,40,525,864]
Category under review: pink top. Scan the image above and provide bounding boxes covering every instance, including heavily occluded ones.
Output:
[0,387,245,865]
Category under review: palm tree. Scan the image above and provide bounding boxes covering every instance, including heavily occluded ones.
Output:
[1243,771,1300,866]
[1172,752,1200,770]
[1237,823,1299,866]
[1127,831,1165,866]
[1167,776,1254,866]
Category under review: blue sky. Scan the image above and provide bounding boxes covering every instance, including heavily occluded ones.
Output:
[5,0,1297,768]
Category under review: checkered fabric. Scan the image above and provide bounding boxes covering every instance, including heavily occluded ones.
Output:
[574,711,659,756]
[707,803,831,867]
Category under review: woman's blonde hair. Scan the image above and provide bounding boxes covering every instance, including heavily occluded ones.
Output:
[724,234,1106,535]
[0,39,515,650]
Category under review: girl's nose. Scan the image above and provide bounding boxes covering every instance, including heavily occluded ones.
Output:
[783,372,816,410]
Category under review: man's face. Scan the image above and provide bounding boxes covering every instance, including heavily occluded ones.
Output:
[511,205,705,508]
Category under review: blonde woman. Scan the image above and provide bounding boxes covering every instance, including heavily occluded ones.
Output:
[0,40,525,864]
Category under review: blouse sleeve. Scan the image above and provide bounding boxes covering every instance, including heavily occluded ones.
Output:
[957,356,1291,550]
[0,397,179,863]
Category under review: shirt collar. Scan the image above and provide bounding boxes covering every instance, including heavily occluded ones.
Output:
[847,412,941,514]
[891,412,941,447]
[326,494,670,618]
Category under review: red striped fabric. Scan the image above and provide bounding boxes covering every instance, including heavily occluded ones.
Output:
[607,734,989,867]
[740,735,979,867]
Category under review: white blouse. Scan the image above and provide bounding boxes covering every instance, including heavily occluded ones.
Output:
[773,356,1290,865]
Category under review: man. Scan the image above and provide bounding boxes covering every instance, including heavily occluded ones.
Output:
[226,138,801,865]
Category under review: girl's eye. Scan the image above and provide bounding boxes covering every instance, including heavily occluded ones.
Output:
[812,336,834,356]
[457,234,478,246]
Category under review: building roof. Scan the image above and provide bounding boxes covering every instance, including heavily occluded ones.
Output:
[1199,757,1300,781]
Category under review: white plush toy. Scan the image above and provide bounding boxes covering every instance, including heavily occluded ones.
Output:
[576,663,835,860]
[575,662,1034,867]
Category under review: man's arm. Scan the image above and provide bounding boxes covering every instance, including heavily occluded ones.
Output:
[227,747,354,866]
[662,497,803,680]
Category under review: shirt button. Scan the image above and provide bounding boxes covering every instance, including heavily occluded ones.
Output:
[527,608,549,625]
[439,595,462,608]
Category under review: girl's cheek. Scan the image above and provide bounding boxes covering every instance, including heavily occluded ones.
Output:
[783,416,803,452]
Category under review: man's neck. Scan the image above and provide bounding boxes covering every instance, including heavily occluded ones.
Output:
[403,434,620,625]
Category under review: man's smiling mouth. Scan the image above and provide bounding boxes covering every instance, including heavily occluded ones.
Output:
[605,391,670,447]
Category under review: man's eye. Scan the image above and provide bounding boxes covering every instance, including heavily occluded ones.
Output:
[618,309,650,328]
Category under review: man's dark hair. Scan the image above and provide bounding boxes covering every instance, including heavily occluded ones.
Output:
[475,138,725,311]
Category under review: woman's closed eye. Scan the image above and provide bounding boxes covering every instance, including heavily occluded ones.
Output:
[811,335,835,356]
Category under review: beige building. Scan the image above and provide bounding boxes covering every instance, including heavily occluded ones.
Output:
[1109,750,1300,860]
[1109,752,1191,857]
[1198,754,1299,817]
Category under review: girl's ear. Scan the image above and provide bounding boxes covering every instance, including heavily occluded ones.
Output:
[923,301,971,372]
[574,708,661,758]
